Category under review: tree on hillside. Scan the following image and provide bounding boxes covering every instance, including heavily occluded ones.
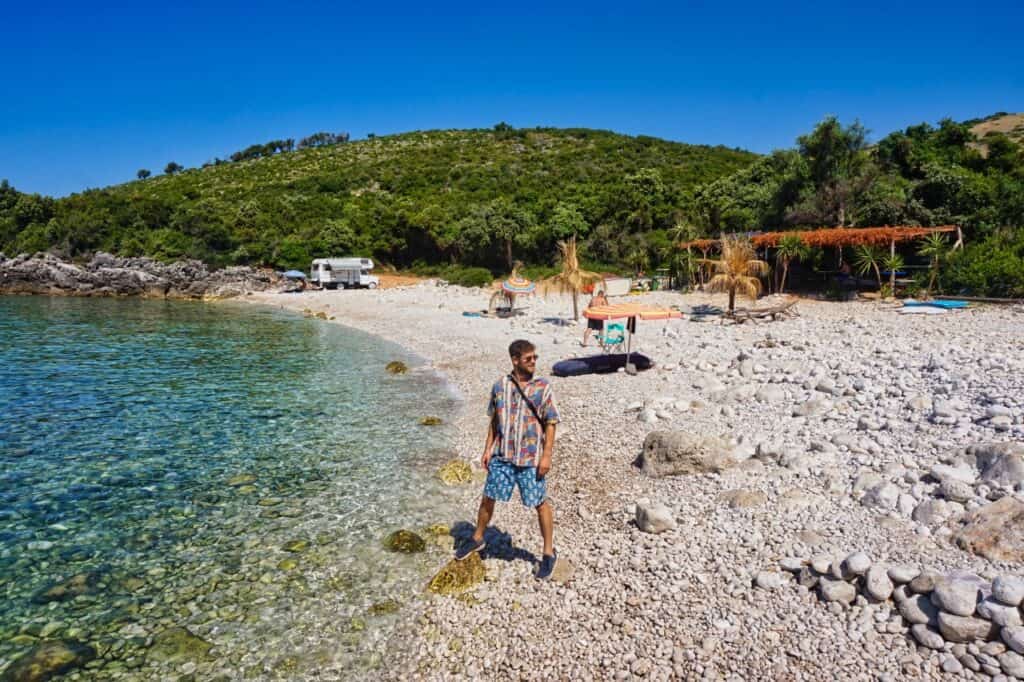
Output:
[547,202,588,242]
[164,162,184,175]
[788,117,871,227]
[624,168,666,230]
[137,169,151,180]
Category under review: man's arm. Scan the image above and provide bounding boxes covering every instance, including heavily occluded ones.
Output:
[537,422,556,478]
[481,413,497,470]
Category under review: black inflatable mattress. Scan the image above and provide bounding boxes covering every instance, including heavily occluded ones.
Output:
[551,353,653,377]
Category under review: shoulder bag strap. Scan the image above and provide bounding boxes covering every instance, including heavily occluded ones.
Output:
[508,374,547,429]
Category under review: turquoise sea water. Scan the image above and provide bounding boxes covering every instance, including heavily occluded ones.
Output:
[0,296,462,679]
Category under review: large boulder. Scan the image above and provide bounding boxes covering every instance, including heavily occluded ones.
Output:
[638,431,735,477]
[951,497,1024,562]
[967,442,1024,487]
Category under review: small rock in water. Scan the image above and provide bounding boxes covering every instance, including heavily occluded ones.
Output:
[0,640,96,680]
[382,529,426,553]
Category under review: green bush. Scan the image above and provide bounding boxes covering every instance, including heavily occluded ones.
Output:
[941,232,1024,297]
[442,266,494,288]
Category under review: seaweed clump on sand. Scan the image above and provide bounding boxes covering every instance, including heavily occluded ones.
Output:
[437,460,473,485]
[385,361,408,374]
[427,553,485,595]
[419,416,443,426]
[382,529,426,553]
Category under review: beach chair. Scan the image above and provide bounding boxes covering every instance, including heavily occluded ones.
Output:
[597,323,626,353]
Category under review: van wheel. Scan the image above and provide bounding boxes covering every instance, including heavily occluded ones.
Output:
[367,282,378,289]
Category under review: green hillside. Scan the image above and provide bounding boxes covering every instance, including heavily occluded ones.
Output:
[0,126,757,271]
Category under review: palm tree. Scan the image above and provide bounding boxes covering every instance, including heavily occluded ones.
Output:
[539,235,603,321]
[881,252,905,298]
[852,244,884,289]
[627,247,650,278]
[703,235,770,313]
[917,233,948,297]
[775,233,809,294]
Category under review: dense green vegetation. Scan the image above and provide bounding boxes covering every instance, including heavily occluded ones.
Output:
[2,116,1022,295]
[691,115,1024,296]
[0,126,755,271]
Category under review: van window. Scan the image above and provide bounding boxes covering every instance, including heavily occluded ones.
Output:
[361,269,369,276]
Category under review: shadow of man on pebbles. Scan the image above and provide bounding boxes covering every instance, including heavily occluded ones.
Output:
[450,520,538,565]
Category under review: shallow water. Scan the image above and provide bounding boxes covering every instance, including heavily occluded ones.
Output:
[0,296,462,678]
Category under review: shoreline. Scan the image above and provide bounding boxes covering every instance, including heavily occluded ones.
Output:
[240,285,1024,681]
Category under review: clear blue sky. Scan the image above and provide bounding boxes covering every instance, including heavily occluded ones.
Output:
[2,0,1021,197]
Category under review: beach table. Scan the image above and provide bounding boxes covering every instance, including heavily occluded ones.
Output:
[582,303,682,374]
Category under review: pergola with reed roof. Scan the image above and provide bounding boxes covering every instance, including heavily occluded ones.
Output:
[678,225,963,293]
[679,225,961,251]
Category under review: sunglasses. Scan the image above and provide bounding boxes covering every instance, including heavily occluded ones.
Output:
[519,354,539,362]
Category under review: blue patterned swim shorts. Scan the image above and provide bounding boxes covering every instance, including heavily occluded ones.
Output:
[483,457,547,508]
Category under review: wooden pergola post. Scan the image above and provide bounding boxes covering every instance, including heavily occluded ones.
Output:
[889,238,896,295]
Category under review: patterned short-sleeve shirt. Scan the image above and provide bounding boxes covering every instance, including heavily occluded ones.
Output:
[487,374,560,467]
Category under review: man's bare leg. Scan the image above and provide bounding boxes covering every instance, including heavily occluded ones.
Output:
[536,500,554,556]
[472,496,495,542]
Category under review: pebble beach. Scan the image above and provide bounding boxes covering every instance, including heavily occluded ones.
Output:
[245,283,1024,682]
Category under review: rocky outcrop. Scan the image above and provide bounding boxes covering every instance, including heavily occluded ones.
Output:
[638,430,735,477]
[0,252,282,299]
[951,496,1024,562]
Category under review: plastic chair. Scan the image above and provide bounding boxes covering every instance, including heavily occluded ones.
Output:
[598,323,626,353]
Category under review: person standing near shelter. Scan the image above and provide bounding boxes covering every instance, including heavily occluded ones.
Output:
[581,289,608,347]
[454,339,561,579]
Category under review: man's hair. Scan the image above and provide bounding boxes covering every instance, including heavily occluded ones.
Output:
[596,289,604,296]
[508,339,535,359]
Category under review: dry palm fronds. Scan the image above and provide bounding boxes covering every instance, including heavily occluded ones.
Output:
[702,235,770,312]
[539,236,603,320]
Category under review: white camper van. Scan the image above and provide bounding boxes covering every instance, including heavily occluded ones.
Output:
[310,258,380,289]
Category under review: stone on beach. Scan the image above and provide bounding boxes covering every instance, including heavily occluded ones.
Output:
[993,575,1024,607]
[911,624,946,650]
[899,593,940,626]
[818,577,856,605]
[637,430,735,477]
[951,497,1024,562]
[937,612,999,643]
[931,578,982,617]
[427,553,485,595]
[865,565,894,601]
[635,499,677,534]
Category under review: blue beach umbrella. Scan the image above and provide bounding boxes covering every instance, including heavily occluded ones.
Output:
[282,270,307,280]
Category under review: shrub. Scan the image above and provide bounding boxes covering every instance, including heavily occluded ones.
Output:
[443,266,493,288]
[942,233,1024,298]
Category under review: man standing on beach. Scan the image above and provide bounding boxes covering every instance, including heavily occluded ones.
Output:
[454,339,560,579]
